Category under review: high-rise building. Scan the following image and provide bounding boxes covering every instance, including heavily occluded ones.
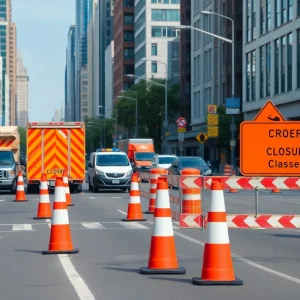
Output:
[113,0,135,102]
[88,0,114,118]
[243,0,300,121]
[75,0,89,121]
[65,25,76,122]
[134,0,180,82]
[167,0,243,161]
[0,57,3,124]
[16,50,29,128]
[80,65,88,120]
[0,0,17,125]
[167,36,180,84]
[105,41,114,118]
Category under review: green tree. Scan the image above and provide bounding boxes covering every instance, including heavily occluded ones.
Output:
[114,79,179,152]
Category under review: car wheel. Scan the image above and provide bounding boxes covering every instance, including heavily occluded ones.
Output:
[88,177,92,191]
[92,180,98,193]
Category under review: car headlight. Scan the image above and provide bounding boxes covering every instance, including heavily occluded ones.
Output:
[126,170,133,176]
[96,170,105,176]
[205,169,212,175]
[8,170,15,178]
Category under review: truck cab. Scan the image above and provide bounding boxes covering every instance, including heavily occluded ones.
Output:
[0,126,21,193]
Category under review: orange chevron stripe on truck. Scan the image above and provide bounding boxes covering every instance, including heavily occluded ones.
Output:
[27,122,85,193]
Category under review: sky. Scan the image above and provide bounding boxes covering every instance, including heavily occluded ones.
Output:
[13,0,75,121]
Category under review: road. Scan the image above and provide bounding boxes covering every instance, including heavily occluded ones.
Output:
[0,183,300,299]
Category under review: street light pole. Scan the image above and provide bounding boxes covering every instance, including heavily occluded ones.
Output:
[177,14,236,166]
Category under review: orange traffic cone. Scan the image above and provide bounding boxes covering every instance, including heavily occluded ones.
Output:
[63,171,74,206]
[140,178,186,274]
[42,176,79,255]
[192,182,243,285]
[271,188,281,193]
[122,173,147,222]
[229,188,238,193]
[13,171,28,202]
[34,173,52,219]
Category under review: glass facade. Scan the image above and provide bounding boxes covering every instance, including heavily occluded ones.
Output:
[0,24,6,124]
[151,9,180,21]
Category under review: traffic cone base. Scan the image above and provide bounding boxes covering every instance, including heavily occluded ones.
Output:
[192,277,243,285]
[13,200,28,202]
[140,266,186,274]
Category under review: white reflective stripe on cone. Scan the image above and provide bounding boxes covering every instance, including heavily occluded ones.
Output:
[18,177,24,182]
[39,194,50,203]
[17,185,24,191]
[40,182,48,189]
[210,190,226,212]
[131,182,139,190]
[206,222,230,244]
[52,209,70,225]
[65,187,70,193]
[153,217,174,236]
[182,194,200,200]
[54,187,66,203]
[63,177,68,183]
[156,189,170,209]
[150,193,156,198]
[129,196,141,204]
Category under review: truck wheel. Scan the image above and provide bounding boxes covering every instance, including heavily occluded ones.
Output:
[92,181,98,193]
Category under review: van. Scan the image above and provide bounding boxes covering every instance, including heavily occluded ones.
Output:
[87,148,132,193]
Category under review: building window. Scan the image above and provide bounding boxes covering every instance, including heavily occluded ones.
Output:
[287,33,293,91]
[276,0,293,27]
[281,36,286,93]
[151,62,158,73]
[275,39,280,94]
[260,0,265,35]
[151,43,158,56]
[151,9,180,21]
[124,31,134,41]
[260,45,265,97]
[251,50,256,100]
[151,26,179,37]
[247,0,256,42]
[124,14,134,24]
[124,48,134,59]
[124,0,134,8]
[245,51,255,102]
[267,0,271,31]
[266,43,271,96]
[203,14,212,43]
[204,49,212,81]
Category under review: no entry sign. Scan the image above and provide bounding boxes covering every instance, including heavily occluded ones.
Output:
[177,117,187,128]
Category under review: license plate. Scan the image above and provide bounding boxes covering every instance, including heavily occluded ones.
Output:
[112,179,120,184]
[48,181,55,187]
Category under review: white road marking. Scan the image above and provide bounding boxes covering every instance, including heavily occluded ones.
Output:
[117,209,127,215]
[46,219,51,223]
[12,224,33,231]
[174,231,300,285]
[89,197,95,199]
[0,199,5,202]
[111,197,121,199]
[120,222,149,229]
[46,223,96,300]
[58,254,96,300]
[81,222,105,229]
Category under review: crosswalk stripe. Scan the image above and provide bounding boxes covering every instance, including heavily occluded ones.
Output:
[81,222,105,229]
[119,222,149,229]
[12,224,33,231]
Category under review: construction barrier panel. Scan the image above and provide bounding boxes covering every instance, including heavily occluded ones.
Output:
[138,172,300,229]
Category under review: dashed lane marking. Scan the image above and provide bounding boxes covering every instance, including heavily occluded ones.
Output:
[12,224,33,231]
[81,222,105,229]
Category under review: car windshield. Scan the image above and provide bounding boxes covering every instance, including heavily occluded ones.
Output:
[135,152,155,161]
[96,154,129,166]
[179,157,207,168]
[0,151,14,165]
[158,157,176,164]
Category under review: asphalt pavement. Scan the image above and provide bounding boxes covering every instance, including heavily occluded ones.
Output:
[0,183,300,299]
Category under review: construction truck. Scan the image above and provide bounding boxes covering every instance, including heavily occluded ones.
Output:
[0,126,21,193]
[118,138,155,173]
[26,122,86,194]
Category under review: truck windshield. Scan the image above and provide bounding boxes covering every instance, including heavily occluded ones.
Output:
[0,151,14,164]
[96,154,130,166]
[135,152,155,161]
[158,157,176,164]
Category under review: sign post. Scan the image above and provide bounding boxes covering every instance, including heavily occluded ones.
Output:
[240,100,300,176]
[226,98,240,167]
[177,117,187,156]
